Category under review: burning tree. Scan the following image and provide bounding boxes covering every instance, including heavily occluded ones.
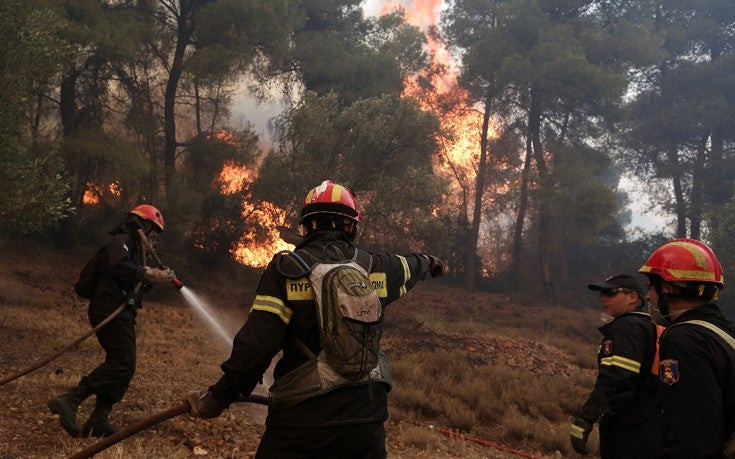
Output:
[254,92,446,256]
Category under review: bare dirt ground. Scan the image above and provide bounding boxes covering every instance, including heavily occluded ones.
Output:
[0,240,598,458]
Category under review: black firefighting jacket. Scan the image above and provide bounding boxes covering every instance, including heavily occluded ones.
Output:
[579,308,663,458]
[657,303,735,459]
[209,231,431,427]
[90,222,148,316]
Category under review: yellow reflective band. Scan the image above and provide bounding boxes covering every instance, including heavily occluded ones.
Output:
[251,295,293,324]
[666,268,717,281]
[397,255,410,298]
[668,241,708,269]
[369,272,388,298]
[305,189,314,203]
[680,320,735,352]
[639,265,652,273]
[570,424,586,439]
[331,184,344,202]
[600,355,641,374]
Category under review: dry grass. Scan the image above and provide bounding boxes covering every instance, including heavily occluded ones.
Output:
[0,240,603,458]
[389,349,595,456]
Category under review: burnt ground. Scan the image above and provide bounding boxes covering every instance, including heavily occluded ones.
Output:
[0,240,598,458]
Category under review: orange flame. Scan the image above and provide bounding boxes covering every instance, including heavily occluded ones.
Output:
[211,130,295,267]
[380,0,494,187]
[378,0,514,277]
[83,181,122,206]
[218,161,252,195]
[232,201,295,267]
[212,129,238,146]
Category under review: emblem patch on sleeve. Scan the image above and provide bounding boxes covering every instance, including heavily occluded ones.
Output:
[659,359,680,385]
[601,340,613,356]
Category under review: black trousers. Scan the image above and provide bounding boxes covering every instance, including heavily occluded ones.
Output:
[255,422,386,459]
[81,307,136,404]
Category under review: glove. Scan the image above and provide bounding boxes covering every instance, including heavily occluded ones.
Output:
[570,418,593,454]
[186,390,224,419]
[426,255,446,277]
[144,266,175,283]
[725,432,735,458]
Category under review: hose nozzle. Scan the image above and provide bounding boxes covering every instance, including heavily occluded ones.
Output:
[172,277,184,290]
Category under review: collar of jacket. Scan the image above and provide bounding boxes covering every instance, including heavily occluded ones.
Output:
[109,220,141,238]
[598,305,651,333]
[671,303,723,324]
[296,230,353,249]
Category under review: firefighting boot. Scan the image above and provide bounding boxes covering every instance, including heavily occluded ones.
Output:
[47,382,93,437]
[81,398,118,437]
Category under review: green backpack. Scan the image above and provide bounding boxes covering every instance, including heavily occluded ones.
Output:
[270,248,391,408]
[308,257,383,380]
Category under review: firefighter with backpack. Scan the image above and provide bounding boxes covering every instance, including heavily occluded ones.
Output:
[186,180,446,458]
[570,274,663,458]
[48,205,175,438]
[639,239,735,458]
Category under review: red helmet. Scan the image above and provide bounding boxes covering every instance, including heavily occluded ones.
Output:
[129,204,165,232]
[300,180,360,224]
[639,238,724,289]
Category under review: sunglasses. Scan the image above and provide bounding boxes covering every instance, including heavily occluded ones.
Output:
[600,288,636,297]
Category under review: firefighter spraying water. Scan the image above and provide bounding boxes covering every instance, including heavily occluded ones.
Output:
[65,180,447,458]
[44,205,177,438]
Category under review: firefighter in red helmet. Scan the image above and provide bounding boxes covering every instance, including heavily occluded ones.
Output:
[186,180,446,458]
[48,205,175,438]
[639,239,735,458]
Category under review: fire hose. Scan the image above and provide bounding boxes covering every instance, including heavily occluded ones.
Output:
[0,231,181,387]
[67,394,271,459]
[435,427,543,459]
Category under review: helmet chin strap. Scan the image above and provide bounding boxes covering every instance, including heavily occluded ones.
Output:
[650,276,670,317]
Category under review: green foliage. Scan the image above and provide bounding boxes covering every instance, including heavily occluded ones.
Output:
[0,146,71,234]
[0,1,69,139]
[290,2,428,104]
[63,132,149,184]
[621,0,735,238]
[256,92,446,253]
[0,0,72,233]
[191,0,304,81]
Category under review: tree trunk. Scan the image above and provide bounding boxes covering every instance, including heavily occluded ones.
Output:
[194,76,202,135]
[60,68,79,138]
[529,88,556,300]
[667,145,687,238]
[707,129,729,234]
[464,91,493,291]
[163,1,193,193]
[54,66,81,248]
[689,133,709,239]
[511,134,533,273]
[31,91,43,143]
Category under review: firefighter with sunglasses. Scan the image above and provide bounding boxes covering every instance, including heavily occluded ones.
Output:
[570,274,663,457]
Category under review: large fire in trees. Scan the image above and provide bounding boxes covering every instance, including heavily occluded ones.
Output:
[213,136,295,267]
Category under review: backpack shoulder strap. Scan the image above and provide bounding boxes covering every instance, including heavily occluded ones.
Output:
[274,250,313,279]
[292,335,318,363]
[353,248,373,273]
[677,320,735,352]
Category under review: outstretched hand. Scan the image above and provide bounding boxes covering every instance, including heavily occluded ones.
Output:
[426,256,446,277]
